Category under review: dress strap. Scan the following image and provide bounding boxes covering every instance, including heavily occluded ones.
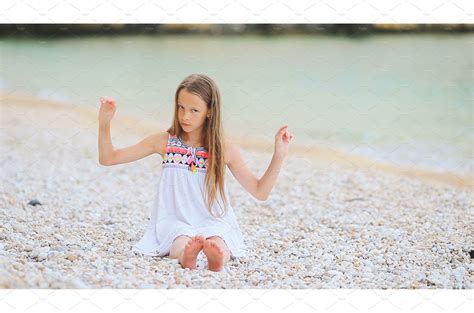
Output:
[189,147,197,174]
[166,132,173,148]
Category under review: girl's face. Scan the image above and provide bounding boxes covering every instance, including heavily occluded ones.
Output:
[177,89,210,132]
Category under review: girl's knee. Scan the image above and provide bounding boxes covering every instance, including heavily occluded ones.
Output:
[207,235,223,241]
[174,235,191,241]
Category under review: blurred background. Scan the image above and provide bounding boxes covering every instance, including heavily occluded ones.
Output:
[1,24,473,177]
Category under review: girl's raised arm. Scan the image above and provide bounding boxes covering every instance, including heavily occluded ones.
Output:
[226,125,293,201]
[226,140,262,200]
[98,96,166,166]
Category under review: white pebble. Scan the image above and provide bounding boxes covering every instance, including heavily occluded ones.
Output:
[123,262,134,269]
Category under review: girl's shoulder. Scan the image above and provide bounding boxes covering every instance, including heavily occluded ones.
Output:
[154,131,172,158]
[224,137,240,166]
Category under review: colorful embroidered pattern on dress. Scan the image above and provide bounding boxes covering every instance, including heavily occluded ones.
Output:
[162,134,208,173]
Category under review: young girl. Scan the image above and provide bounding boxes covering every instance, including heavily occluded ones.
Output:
[98,73,293,272]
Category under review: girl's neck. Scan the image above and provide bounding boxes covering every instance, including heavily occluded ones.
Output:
[181,130,204,147]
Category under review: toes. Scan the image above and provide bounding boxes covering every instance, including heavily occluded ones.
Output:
[210,241,220,251]
[197,236,205,243]
[193,235,205,244]
[204,240,223,254]
[183,237,204,258]
[204,240,212,250]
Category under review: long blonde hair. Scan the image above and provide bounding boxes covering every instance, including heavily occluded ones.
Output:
[166,74,229,218]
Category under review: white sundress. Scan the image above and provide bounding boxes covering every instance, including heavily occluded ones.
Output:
[132,132,247,259]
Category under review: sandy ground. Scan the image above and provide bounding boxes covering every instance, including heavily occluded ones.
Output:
[0,93,472,288]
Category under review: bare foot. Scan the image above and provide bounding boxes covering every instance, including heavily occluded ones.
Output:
[179,235,205,269]
[203,239,225,272]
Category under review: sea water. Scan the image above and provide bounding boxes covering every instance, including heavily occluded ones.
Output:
[1,33,472,175]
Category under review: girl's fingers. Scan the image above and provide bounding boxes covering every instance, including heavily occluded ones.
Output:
[100,96,114,103]
[276,126,293,143]
[277,125,289,136]
[100,98,115,105]
[282,131,293,142]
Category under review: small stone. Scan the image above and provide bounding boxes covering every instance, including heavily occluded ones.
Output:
[322,253,334,262]
[45,271,62,281]
[40,247,50,253]
[452,266,466,281]
[363,260,374,271]
[65,254,78,262]
[51,246,66,252]
[12,222,26,233]
[70,278,88,288]
[37,253,48,261]
[28,199,42,206]
[328,270,343,278]
[31,247,50,258]
[123,262,134,269]
[427,272,445,286]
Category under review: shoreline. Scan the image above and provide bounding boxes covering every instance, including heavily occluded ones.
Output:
[1,91,472,190]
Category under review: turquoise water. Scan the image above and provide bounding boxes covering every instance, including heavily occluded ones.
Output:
[1,34,472,174]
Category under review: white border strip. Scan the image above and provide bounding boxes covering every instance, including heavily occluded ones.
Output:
[0,0,472,23]
[0,289,473,313]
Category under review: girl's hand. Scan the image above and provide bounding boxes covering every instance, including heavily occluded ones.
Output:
[98,96,117,125]
[274,125,293,160]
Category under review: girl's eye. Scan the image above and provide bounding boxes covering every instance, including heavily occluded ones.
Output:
[178,106,198,113]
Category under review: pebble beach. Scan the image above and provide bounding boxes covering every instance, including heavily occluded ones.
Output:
[1,93,472,289]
